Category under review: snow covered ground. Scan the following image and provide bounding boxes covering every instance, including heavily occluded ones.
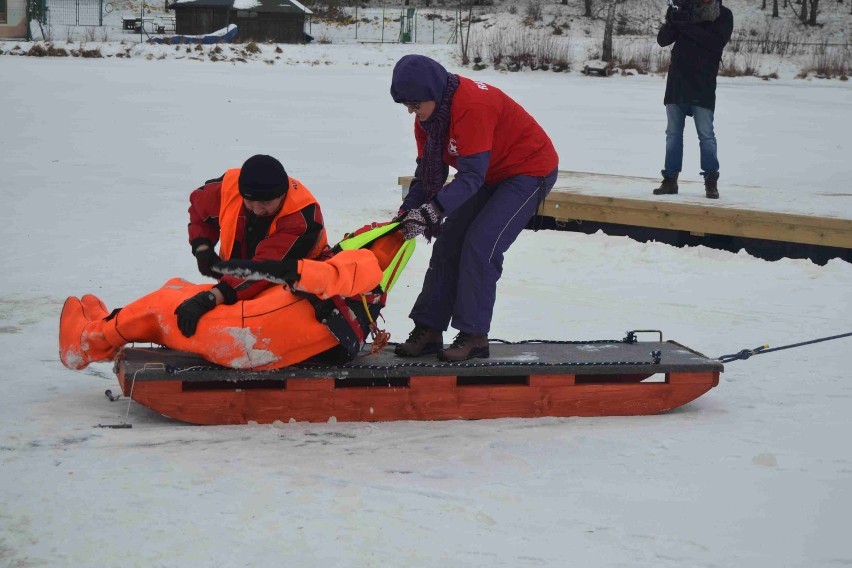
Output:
[5,0,851,79]
[1,39,851,567]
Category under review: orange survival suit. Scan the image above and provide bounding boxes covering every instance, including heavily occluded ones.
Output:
[59,230,405,371]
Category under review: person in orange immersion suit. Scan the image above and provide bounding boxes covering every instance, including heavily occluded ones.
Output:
[59,152,409,371]
[58,244,391,371]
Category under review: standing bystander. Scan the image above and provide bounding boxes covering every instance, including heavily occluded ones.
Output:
[654,0,733,199]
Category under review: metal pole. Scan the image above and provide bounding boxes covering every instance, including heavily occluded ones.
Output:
[381,4,385,43]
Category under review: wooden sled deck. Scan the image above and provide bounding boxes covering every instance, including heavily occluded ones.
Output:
[399,171,852,263]
[113,336,722,425]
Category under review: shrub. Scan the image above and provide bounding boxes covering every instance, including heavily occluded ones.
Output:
[471,25,571,72]
[27,43,49,56]
[806,44,850,79]
[47,44,69,56]
[525,0,543,22]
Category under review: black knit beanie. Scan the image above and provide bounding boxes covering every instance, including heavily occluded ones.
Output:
[238,155,289,201]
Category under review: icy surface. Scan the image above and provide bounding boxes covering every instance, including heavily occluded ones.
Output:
[1,38,851,568]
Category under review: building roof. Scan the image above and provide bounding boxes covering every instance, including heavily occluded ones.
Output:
[171,0,313,14]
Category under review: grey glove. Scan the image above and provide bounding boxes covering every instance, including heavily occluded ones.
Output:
[401,202,441,241]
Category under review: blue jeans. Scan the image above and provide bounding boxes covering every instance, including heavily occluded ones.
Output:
[663,103,719,177]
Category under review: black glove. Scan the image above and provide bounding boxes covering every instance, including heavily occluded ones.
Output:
[193,246,221,278]
[401,202,441,241]
[174,291,217,338]
[213,258,300,286]
[666,6,688,27]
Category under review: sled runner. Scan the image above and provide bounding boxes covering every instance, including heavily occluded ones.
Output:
[111,332,722,425]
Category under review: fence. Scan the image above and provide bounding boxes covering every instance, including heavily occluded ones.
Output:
[46,0,104,26]
[306,6,463,44]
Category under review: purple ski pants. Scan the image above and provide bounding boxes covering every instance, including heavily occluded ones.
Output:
[409,169,558,335]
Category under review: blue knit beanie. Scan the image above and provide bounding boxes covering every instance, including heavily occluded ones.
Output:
[390,55,450,107]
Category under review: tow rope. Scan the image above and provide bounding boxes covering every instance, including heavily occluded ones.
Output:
[717,331,852,363]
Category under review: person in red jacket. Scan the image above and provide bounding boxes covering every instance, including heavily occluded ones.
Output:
[177,154,329,338]
[390,54,559,362]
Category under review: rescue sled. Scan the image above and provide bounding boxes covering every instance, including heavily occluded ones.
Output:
[111,331,722,425]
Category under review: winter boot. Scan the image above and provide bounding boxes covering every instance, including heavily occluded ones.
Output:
[653,173,679,195]
[80,294,109,321]
[703,171,720,199]
[59,295,120,370]
[438,332,490,362]
[59,297,92,370]
[394,325,443,357]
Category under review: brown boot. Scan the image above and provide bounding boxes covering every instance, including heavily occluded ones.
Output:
[653,173,679,195]
[704,171,719,199]
[394,325,443,357]
[438,332,489,362]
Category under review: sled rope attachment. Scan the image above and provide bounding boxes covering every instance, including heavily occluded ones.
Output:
[717,331,852,363]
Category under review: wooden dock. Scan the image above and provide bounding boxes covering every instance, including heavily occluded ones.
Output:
[397,171,852,263]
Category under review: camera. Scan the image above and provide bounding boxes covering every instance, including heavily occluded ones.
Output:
[667,0,696,23]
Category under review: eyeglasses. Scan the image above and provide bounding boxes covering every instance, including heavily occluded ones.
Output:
[401,101,421,111]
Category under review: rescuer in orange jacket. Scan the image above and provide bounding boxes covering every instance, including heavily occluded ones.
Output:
[178,154,330,338]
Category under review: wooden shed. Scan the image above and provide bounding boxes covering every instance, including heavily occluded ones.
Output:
[169,0,312,43]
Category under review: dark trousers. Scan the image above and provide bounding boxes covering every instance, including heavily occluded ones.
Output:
[409,168,558,335]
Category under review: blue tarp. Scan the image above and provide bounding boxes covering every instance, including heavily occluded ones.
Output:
[149,24,238,45]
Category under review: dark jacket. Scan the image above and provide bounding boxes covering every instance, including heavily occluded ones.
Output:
[657,2,734,111]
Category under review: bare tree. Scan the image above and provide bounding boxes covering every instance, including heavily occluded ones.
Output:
[795,0,809,23]
[807,0,820,24]
[585,0,593,17]
[602,0,618,61]
[773,0,780,17]
[458,2,475,65]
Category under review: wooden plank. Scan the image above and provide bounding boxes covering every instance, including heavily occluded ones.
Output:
[529,374,575,387]
[398,173,852,249]
[667,371,720,387]
[121,371,718,425]
[287,377,334,391]
[541,193,852,248]
[410,375,457,389]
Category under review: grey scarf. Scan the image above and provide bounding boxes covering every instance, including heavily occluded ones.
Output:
[693,0,721,23]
